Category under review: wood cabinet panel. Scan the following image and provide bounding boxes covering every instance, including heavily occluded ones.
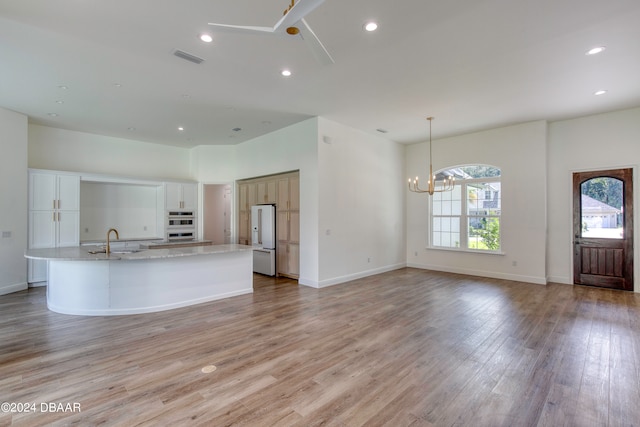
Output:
[289,212,300,244]
[238,172,299,278]
[257,180,276,204]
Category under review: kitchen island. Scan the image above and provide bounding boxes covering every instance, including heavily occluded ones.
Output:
[25,244,254,316]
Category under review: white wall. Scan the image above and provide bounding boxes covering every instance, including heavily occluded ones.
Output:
[29,125,192,180]
[0,108,28,295]
[190,145,237,183]
[192,118,320,285]
[193,117,406,288]
[80,182,162,241]
[406,121,548,284]
[547,107,640,290]
[317,118,406,286]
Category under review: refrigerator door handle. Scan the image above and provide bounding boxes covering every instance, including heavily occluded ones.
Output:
[257,208,262,245]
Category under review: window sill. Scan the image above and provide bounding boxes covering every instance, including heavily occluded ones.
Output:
[427,246,505,256]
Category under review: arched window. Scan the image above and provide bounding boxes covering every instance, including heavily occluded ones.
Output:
[431,165,501,252]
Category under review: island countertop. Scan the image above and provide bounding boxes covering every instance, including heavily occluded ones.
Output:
[25,244,254,261]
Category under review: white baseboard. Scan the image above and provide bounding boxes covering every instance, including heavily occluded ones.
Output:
[29,281,47,288]
[406,262,547,285]
[546,275,572,284]
[0,282,28,296]
[302,263,406,289]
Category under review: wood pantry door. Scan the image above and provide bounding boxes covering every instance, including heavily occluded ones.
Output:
[573,168,633,290]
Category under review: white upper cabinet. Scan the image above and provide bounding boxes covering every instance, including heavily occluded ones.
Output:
[30,172,80,211]
[166,182,197,211]
[28,171,80,249]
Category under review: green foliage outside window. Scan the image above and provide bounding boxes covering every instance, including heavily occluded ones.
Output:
[475,218,500,250]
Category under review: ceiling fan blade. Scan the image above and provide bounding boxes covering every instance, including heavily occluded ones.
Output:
[298,18,334,65]
[208,23,276,34]
[273,0,326,32]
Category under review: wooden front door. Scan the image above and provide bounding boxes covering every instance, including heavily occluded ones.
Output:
[573,168,633,290]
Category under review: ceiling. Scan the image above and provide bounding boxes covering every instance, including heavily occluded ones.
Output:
[1,0,639,148]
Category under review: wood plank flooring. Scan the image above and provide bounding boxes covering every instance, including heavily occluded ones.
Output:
[2,268,640,426]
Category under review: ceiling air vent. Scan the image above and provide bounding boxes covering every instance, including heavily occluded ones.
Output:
[173,49,205,65]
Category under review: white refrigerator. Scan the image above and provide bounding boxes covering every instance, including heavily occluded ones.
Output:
[251,204,276,276]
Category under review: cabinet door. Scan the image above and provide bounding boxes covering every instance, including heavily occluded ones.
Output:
[288,243,300,276]
[247,183,257,208]
[238,184,249,212]
[237,184,250,244]
[257,180,277,204]
[238,211,250,245]
[181,184,197,210]
[30,173,56,211]
[266,180,277,203]
[288,175,300,210]
[277,211,289,241]
[289,212,300,244]
[257,182,267,204]
[277,178,289,209]
[165,183,183,210]
[29,211,56,248]
[277,242,299,277]
[277,241,288,275]
[57,175,80,211]
[57,211,80,247]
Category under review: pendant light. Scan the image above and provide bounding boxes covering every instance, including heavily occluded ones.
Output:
[408,117,455,195]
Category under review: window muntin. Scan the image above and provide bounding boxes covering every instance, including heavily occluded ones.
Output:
[430,166,501,252]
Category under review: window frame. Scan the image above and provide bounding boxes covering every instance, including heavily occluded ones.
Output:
[428,166,502,254]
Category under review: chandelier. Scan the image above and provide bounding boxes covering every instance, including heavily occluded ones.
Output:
[408,117,455,195]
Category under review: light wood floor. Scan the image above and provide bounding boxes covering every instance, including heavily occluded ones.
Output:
[2,268,640,426]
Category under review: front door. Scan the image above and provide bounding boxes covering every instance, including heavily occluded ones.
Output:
[573,168,633,290]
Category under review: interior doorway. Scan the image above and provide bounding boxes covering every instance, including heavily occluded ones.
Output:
[573,168,633,290]
[203,184,231,244]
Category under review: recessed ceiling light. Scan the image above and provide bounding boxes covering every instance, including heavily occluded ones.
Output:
[364,22,378,32]
[47,113,58,117]
[199,34,213,43]
[114,83,122,88]
[594,90,607,96]
[281,69,292,77]
[58,85,68,90]
[178,126,185,131]
[586,46,606,55]
[55,100,64,104]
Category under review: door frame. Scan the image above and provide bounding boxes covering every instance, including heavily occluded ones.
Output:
[572,168,634,290]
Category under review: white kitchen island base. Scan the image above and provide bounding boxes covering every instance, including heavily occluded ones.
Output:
[26,244,254,316]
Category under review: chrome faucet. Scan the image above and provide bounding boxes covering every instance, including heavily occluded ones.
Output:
[106,228,119,255]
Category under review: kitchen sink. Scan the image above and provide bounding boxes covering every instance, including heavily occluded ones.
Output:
[110,249,143,254]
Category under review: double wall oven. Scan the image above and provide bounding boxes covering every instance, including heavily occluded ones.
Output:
[166,211,196,241]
